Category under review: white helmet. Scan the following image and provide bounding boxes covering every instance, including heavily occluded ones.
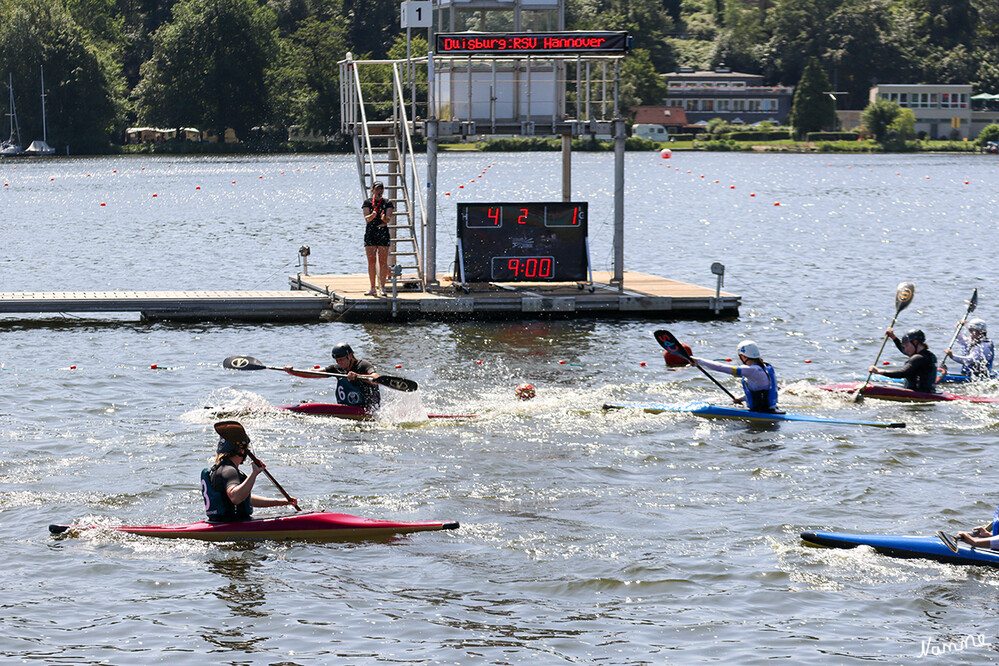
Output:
[737,340,761,359]
[968,318,987,334]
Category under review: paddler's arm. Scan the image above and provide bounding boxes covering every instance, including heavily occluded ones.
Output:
[346,368,380,384]
[957,531,995,548]
[226,461,263,505]
[885,327,905,354]
[228,460,298,508]
[689,356,742,375]
[250,494,299,509]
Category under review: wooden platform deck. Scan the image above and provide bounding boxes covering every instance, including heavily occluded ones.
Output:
[289,271,740,322]
[0,290,331,322]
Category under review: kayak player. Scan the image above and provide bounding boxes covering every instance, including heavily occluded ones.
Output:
[956,507,999,548]
[203,421,298,522]
[688,340,780,413]
[868,328,937,392]
[283,342,381,412]
[944,318,994,378]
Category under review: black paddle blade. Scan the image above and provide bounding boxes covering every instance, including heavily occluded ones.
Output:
[223,355,267,371]
[652,330,688,357]
[894,282,915,313]
[936,530,959,553]
[969,288,978,314]
[49,524,73,535]
[374,375,418,392]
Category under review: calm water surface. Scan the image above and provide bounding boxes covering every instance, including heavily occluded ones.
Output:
[3,151,999,663]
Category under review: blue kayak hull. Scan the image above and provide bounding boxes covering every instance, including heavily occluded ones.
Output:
[603,400,905,428]
[801,530,999,568]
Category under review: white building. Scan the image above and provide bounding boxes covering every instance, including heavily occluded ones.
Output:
[870,84,972,140]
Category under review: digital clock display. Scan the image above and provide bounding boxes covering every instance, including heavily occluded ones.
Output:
[491,256,556,280]
[456,202,588,283]
[435,32,630,56]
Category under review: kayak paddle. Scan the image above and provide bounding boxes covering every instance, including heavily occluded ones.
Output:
[223,355,418,392]
[653,330,740,404]
[854,282,915,402]
[939,288,977,375]
[937,530,960,553]
[244,448,301,512]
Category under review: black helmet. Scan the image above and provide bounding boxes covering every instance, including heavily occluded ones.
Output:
[331,342,354,359]
[900,329,925,344]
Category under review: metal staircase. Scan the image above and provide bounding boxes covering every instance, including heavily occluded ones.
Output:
[340,56,425,287]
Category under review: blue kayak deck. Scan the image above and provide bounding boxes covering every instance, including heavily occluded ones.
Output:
[603,401,905,428]
[801,530,999,568]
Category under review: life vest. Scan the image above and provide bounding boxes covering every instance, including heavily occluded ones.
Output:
[741,363,778,413]
[201,463,253,522]
[336,377,364,406]
[909,350,938,393]
[962,339,994,376]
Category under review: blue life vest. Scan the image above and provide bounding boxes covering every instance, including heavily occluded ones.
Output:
[201,464,253,522]
[336,377,364,406]
[741,363,778,413]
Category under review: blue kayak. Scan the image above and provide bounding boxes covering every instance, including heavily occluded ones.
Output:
[602,400,905,428]
[801,530,999,568]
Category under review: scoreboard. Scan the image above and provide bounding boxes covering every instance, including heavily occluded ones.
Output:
[456,202,589,283]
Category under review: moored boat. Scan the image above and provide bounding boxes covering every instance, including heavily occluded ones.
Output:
[800,530,999,568]
[818,382,999,403]
[603,400,905,428]
[50,511,460,542]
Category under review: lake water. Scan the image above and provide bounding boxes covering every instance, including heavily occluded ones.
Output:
[3,151,999,663]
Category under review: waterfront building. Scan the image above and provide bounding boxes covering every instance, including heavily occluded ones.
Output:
[662,68,794,125]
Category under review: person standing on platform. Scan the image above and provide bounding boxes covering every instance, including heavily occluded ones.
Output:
[362,181,393,297]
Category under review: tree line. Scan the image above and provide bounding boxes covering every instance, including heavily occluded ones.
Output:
[0,0,996,152]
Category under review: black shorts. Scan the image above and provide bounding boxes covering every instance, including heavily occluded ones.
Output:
[364,223,390,247]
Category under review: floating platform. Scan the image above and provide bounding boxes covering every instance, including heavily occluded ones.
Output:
[0,290,330,322]
[290,271,739,322]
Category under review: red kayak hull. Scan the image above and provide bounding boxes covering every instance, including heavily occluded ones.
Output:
[819,382,999,403]
[208,403,476,421]
[51,511,460,542]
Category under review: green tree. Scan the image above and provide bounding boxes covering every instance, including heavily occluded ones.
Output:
[0,0,125,152]
[269,13,351,135]
[975,123,999,145]
[889,107,915,140]
[620,48,669,111]
[134,0,278,139]
[861,97,901,143]
[790,57,836,139]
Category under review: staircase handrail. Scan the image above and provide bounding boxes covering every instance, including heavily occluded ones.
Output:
[391,62,426,278]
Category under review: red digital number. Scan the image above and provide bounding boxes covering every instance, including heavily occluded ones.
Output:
[572,206,579,225]
[508,258,519,276]
[540,257,553,277]
[488,207,501,226]
[518,209,529,225]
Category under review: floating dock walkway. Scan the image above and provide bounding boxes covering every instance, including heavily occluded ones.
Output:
[0,274,738,323]
[290,271,739,322]
[0,290,330,322]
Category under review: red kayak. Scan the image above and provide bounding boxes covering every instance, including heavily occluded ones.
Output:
[819,382,999,403]
[207,403,476,421]
[50,511,460,542]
